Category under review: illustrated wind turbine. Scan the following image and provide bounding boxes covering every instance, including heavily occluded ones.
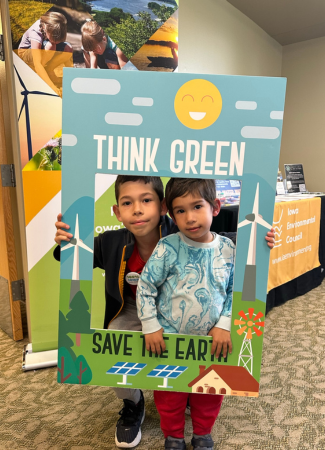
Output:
[61,214,93,303]
[235,308,264,375]
[238,183,271,301]
[14,65,59,160]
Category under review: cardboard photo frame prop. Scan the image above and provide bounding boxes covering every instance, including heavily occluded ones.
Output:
[58,69,286,396]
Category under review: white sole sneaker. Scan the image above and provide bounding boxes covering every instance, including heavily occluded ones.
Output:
[115,407,145,448]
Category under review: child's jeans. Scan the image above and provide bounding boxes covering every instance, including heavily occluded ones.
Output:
[154,390,223,438]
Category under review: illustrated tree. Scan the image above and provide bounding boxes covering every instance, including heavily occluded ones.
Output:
[58,347,77,384]
[58,309,93,384]
[58,310,76,360]
[65,291,94,347]
[75,355,92,384]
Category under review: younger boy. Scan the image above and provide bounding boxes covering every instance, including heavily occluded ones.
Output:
[136,178,235,450]
[81,20,128,70]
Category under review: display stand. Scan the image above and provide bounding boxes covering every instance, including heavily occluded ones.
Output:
[22,343,58,371]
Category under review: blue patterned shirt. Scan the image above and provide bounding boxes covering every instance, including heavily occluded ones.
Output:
[136,232,235,335]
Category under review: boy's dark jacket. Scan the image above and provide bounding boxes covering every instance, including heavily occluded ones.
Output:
[54,215,236,329]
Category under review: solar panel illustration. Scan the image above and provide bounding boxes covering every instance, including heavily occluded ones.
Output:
[106,362,147,386]
[147,365,188,388]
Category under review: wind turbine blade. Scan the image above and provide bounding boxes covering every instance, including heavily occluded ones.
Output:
[29,91,59,97]
[237,326,247,336]
[254,311,264,321]
[18,99,26,120]
[78,241,93,254]
[238,219,251,228]
[75,214,80,241]
[256,215,272,229]
[24,96,33,160]
[247,222,257,265]
[72,245,79,280]
[252,183,259,216]
[253,327,263,337]
[61,243,74,251]
[14,65,27,90]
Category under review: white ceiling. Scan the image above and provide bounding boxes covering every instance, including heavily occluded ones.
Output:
[226,0,325,46]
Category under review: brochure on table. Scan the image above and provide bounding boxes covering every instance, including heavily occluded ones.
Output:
[284,164,306,193]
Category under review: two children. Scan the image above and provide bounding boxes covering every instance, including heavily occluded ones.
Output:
[81,20,128,70]
[55,175,275,449]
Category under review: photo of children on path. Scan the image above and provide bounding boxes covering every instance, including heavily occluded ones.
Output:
[10,0,179,93]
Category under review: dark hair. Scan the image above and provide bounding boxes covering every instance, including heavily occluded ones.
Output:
[165,178,216,217]
[115,176,164,203]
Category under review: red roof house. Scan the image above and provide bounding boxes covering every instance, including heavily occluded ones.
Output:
[188,365,259,397]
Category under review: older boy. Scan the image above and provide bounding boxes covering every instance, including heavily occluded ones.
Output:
[136,178,235,450]
[55,176,173,448]
[55,176,274,448]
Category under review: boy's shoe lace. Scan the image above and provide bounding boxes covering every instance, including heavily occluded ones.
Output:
[115,390,145,448]
[165,436,186,450]
[191,434,214,450]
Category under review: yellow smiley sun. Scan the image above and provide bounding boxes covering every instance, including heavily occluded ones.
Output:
[174,79,222,130]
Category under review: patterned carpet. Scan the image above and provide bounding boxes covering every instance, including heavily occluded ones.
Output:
[1,282,325,450]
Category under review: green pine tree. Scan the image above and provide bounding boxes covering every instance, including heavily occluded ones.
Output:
[66,291,94,347]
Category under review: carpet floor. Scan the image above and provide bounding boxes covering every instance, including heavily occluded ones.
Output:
[1,281,325,449]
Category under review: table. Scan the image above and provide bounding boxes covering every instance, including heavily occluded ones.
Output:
[212,196,325,314]
[266,195,325,313]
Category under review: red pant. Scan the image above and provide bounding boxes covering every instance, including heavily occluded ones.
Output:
[154,390,223,439]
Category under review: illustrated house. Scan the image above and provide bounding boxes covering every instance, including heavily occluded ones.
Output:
[188,365,259,397]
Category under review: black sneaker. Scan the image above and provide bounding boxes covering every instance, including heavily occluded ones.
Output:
[191,434,214,450]
[165,436,186,450]
[115,391,145,448]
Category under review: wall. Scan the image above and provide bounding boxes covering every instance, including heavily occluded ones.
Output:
[179,0,282,76]
[280,37,325,192]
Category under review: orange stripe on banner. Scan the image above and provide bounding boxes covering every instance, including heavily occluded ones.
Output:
[22,172,61,225]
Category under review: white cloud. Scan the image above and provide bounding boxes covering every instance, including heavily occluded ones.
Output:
[132,97,154,107]
[241,126,280,139]
[236,101,257,110]
[71,78,120,95]
[62,134,77,146]
[270,111,284,120]
[105,112,143,126]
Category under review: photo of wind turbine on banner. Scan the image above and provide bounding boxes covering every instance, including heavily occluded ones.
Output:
[12,53,62,169]
[14,65,59,161]
[238,183,272,302]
